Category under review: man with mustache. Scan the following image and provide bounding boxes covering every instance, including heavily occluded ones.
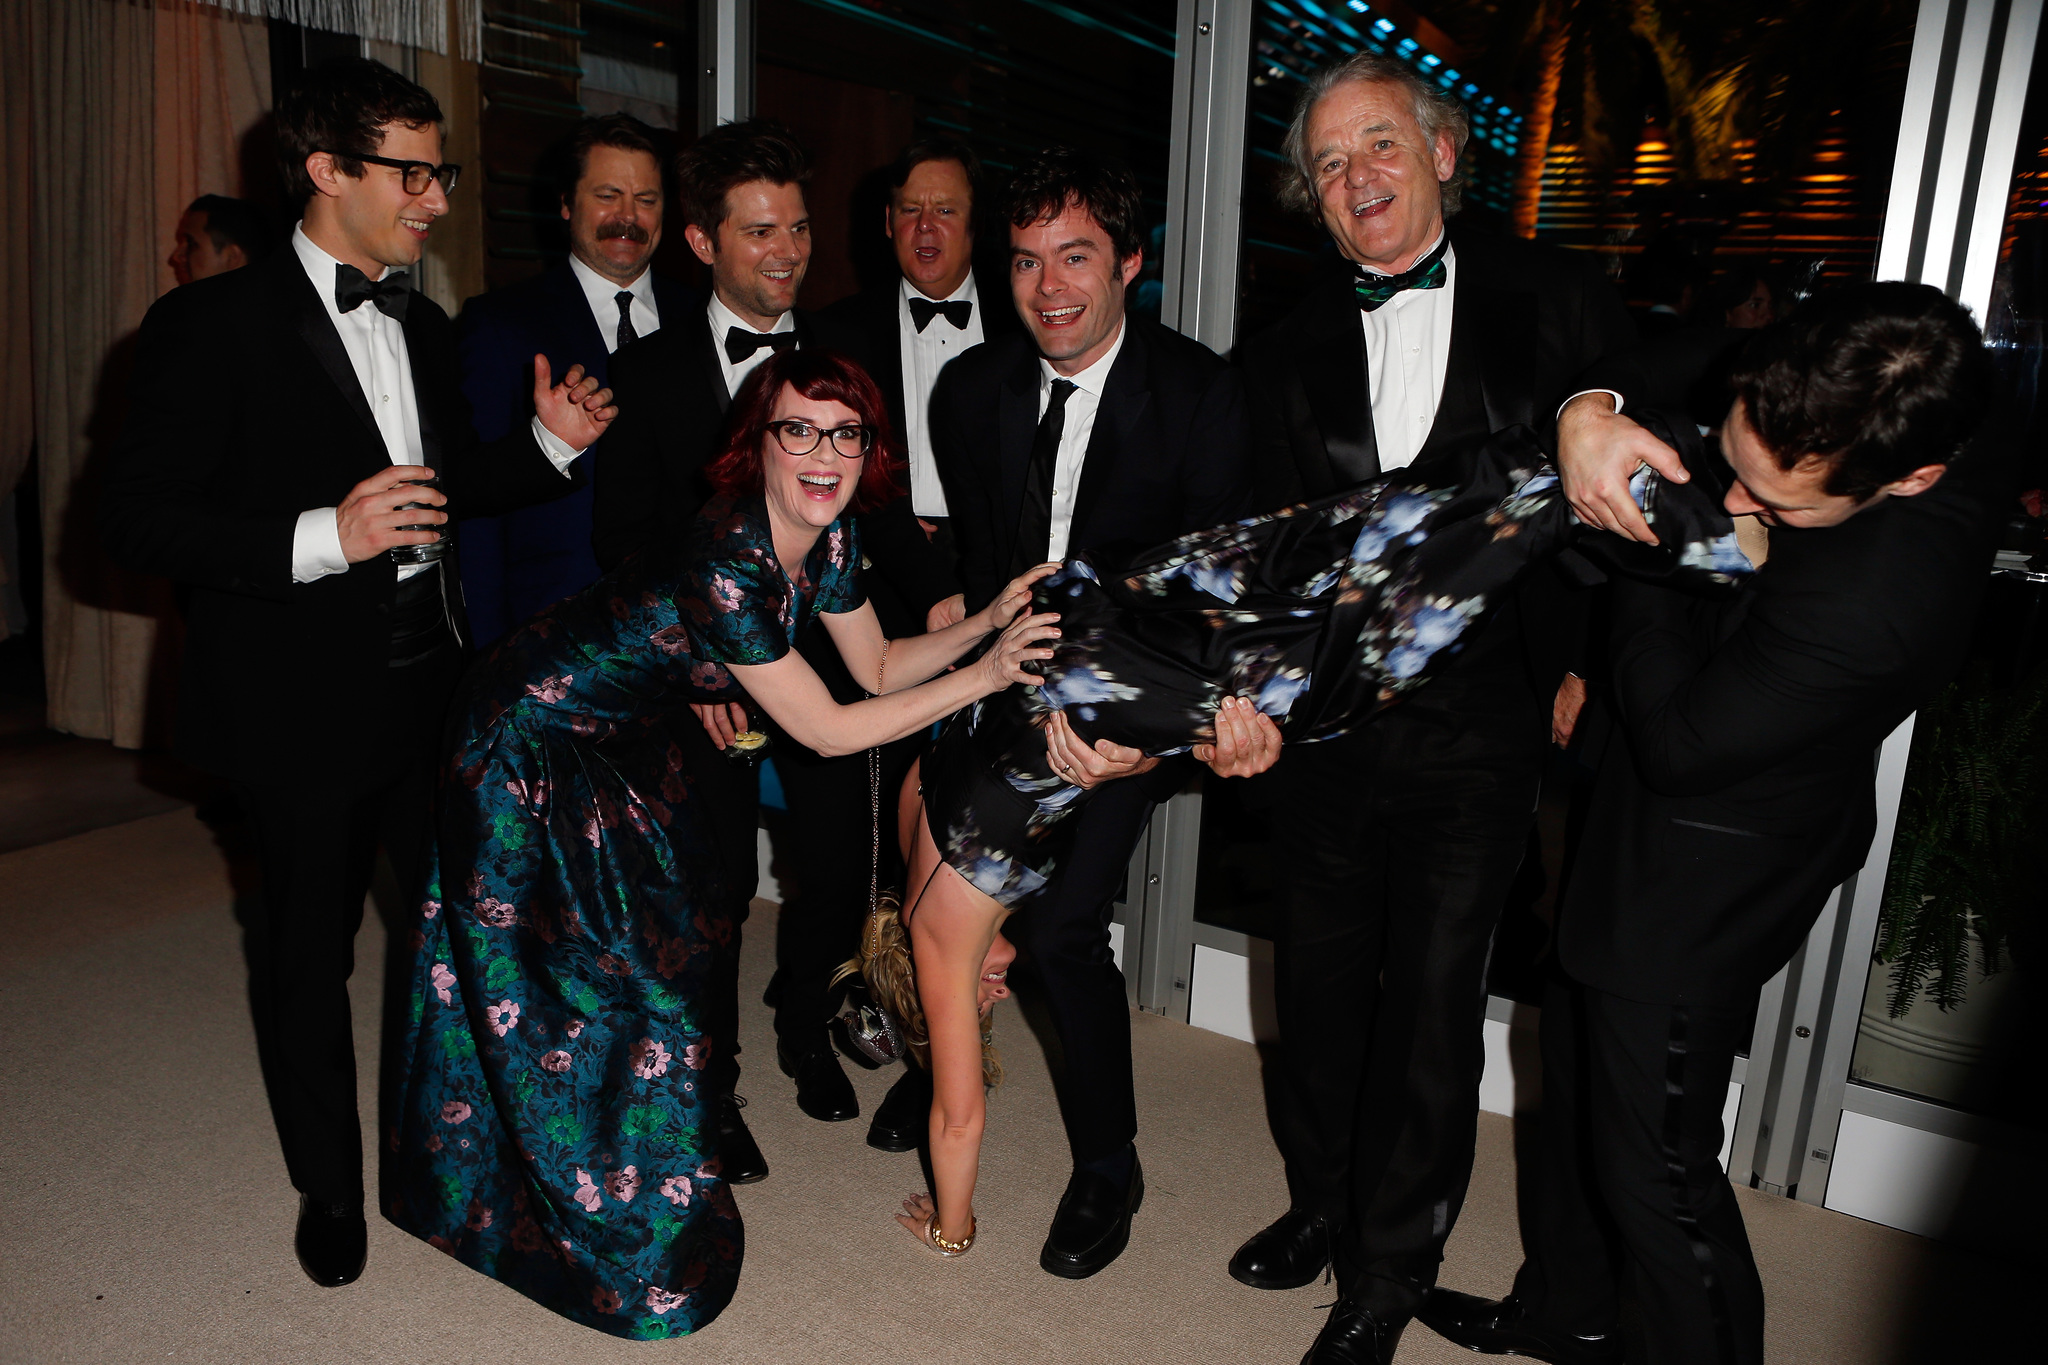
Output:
[455,114,691,644]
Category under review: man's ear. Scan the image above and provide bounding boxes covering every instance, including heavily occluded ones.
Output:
[1433,128,1458,183]
[1118,250,1144,287]
[882,201,895,240]
[220,243,248,272]
[306,151,343,200]
[560,197,572,223]
[683,222,718,268]
[1884,464,1948,499]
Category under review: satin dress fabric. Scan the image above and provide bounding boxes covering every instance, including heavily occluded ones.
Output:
[384,495,861,1339]
[926,423,1750,908]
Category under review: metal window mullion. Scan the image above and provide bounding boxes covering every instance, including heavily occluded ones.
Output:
[698,0,755,132]
[1161,0,1252,354]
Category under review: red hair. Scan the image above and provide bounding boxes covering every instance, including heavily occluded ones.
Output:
[705,348,906,513]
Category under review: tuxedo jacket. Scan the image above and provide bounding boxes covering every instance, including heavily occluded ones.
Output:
[1561,402,2011,1004]
[100,248,582,786]
[1239,223,1635,704]
[929,313,1257,617]
[455,260,693,643]
[813,269,1023,448]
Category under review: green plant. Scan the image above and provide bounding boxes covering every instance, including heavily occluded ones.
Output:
[1875,661,2046,1016]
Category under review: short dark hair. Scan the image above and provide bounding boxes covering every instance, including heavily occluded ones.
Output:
[1002,146,1146,263]
[275,57,443,206]
[186,195,275,261]
[558,113,671,207]
[674,119,810,240]
[886,135,982,199]
[1730,281,1991,501]
[706,349,904,513]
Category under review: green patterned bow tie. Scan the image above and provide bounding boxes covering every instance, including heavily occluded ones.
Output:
[1353,241,1448,312]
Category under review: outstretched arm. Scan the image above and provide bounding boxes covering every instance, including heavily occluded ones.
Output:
[824,563,1058,695]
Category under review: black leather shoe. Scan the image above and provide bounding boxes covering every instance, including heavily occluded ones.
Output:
[1229,1206,1330,1289]
[1417,1289,1622,1364]
[1039,1157,1144,1279]
[777,1038,858,1122]
[715,1095,769,1184]
[1302,1296,1408,1364]
[294,1194,366,1287]
[867,1066,929,1153]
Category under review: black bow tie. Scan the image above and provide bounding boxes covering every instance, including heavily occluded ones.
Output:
[724,327,798,364]
[334,264,411,321]
[909,297,972,332]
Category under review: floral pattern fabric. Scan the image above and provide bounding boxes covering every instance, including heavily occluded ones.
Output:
[384,495,861,1339]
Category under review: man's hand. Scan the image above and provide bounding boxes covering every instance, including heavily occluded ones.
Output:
[926,593,967,633]
[1045,710,1159,790]
[1552,673,1588,749]
[1194,695,1284,777]
[692,701,747,750]
[335,464,444,563]
[1557,392,1690,545]
[533,355,617,450]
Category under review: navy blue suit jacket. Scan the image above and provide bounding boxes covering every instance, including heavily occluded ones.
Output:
[455,260,693,643]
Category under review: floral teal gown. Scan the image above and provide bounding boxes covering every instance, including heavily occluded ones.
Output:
[385,494,861,1340]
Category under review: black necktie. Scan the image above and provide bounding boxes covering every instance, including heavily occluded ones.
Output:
[1012,379,1077,575]
[614,290,638,350]
[724,327,798,364]
[334,264,410,321]
[909,297,973,332]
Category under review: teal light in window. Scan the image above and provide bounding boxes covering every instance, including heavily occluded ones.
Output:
[1418,52,1440,69]
[1373,17,1395,35]
[1348,0,1368,10]
[1397,37,1419,56]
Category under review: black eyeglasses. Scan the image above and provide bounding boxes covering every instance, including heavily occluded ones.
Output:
[321,151,462,196]
[768,420,873,459]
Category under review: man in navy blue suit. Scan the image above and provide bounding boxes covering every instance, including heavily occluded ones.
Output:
[455,114,691,643]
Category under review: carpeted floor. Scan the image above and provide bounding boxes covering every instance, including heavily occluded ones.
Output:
[0,808,2023,1364]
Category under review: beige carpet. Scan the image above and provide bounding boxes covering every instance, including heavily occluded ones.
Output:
[0,810,2022,1363]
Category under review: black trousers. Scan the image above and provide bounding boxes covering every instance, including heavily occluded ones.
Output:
[673,711,761,1099]
[1268,682,1545,1312]
[1512,977,1764,1365]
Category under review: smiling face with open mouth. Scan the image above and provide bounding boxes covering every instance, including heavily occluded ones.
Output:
[321,120,450,276]
[689,178,812,332]
[761,384,865,540]
[1307,78,1457,275]
[977,932,1016,1019]
[1009,201,1143,375]
[889,156,975,299]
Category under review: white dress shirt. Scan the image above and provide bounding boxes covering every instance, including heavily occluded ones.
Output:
[1039,320,1127,562]
[898,272,984,517]
[708,292,798,400]
[289,225,581,583]
[569,253,660,354]
[1358,233,1456,472]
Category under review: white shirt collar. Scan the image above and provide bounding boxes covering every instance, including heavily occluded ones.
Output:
[1039,316,1126,397]
[708,289,796,339]
[1356,227,1449,279]
[569,252,652,304]
[901,270,978,308]
[293,222,403,317]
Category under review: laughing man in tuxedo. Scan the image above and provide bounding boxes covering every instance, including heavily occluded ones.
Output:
[928,146,1255,1279]
[100,58,614,1289]
[455,114,690,644]
[1231,53,1634,1364]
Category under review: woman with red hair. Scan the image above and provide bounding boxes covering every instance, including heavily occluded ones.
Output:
[385,348,1059,1337]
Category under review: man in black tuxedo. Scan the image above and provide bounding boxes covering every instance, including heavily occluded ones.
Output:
[1230,53,1634,1363]
[100,58,615,1289]
[456,114,691,644]
[925,146,1255,1278]
[168,194,274,285]
[1421,283,2004,1365]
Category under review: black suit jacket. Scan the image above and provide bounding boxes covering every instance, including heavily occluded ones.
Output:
[455,261,694,642]
[100,248,582,785]
[1240,224,1635,701]
[930,314,1256,617]
[1561,412,2010,1004]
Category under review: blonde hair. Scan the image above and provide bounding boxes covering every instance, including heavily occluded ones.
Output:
[834,894,1003,1090]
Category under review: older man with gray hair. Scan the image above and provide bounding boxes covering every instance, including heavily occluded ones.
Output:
[1233,52,1633,1364]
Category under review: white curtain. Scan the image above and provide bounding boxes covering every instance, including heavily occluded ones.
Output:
[195,0,482,59]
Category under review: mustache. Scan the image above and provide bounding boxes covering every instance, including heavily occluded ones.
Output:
[596,220,651,243]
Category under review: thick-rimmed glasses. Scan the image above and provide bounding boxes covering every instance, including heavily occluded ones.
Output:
[322,151,462,196]
[768,420,873,459]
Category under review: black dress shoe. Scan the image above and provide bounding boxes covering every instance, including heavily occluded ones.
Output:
[1302,1296,1408,1365]
[715,1094,769,1184]
[777,1038,858,1122]
[294,1194,367,1287]
[1417,1289,1622,1364]
[1229,1206,1330,1289]
[867,1066,929,1153]
[1039,1156,1144,1279]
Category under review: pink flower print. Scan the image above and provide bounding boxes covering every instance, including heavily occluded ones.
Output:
[475,898,517,929]
[711,573,745,612]
[524,672,572,703]
[687,660,726,691]
[605,1165,640,1203]
[425,1134,443,1153]
[465,1200,493,1231]
[572,1169,603,1212]
[485,1000,520,1037]
[660,1175,692,1206]
[630,1038,672,1079]
[649,624,692,657]
[421,898,440,920]
[597,953,632,977]
[645,1286,688,1316]
[592,1287,621,1314]
[440,1101,471,1125]
[430,962,456,1005]
[540,1050,572,1074]
[566,1020,586,1039]
[655,938,691,980]
[682,1042,709,1071]
[510,1216,543,1251]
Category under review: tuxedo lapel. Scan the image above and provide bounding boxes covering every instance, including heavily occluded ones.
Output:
[1295,276,1378,484]
[1447,236,1538,434]
[283,257,386,466]
[997,347,1039,539]
[547,263,611,382]
[694,311,732,411]
[1070,325,1149,541]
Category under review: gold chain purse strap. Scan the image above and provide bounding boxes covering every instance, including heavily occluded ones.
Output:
[835,638,906,1069]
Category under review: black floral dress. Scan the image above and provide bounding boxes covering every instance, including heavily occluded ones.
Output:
[384,494,861,1339]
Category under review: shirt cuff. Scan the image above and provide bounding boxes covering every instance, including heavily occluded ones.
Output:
[531,414,584,474]
[292,508,349,583]
[1557,388,1626,420]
